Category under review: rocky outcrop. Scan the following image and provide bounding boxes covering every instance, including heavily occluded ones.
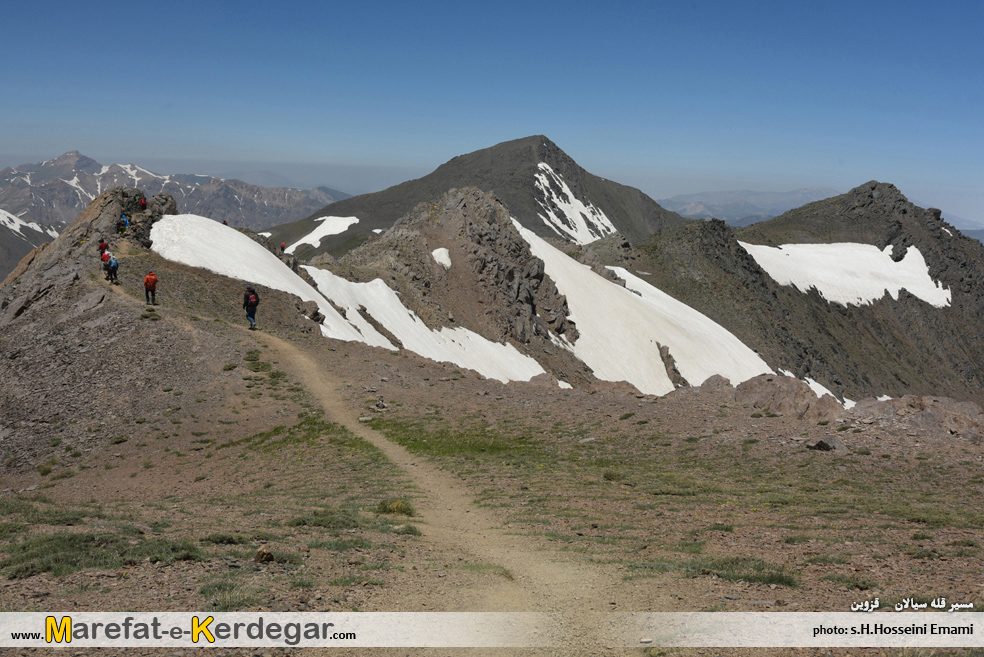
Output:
[849,396,984,443]
[0,188,175,329]
[735,374,842,423]
[337,187,594,387]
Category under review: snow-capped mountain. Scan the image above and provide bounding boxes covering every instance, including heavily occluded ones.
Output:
[0,151,347,233]
[0,151,350,280]
[265,136,689,259]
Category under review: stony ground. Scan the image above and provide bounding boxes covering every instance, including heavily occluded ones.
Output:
[0,231,982,657]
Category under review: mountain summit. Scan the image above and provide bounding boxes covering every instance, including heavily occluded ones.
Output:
[267,136,689,259]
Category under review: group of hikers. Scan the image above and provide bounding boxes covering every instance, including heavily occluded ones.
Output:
[95,236,259,328]
[96,234,158,302]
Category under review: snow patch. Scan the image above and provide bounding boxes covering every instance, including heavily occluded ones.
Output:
[303,266,546,384]
[372,229,383,234]
[739,241,951,308]
[285,216,359,254]
[432,248,451,269]
[942,227,952,236]
[877,394,893,401]
[257,232,272,237]
[516,220,771,395]
[534,163,616,245]
[558,381,573,389]
[0,208,49,239]
[62,175,94,202]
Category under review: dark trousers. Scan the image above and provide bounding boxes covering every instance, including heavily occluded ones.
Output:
[145,288,156,304]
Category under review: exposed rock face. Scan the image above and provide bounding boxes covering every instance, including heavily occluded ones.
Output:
[735,374,842,423]
[335,187,594,386]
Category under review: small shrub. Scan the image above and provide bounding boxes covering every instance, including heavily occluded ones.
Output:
[817,420,830,426]
[707,523,734,533]
[392,524,422,536]
[603,469,624,482]
[376,498,416,516]
[750,412,763,418]
[619,412,636,421]
[223,363,238,371]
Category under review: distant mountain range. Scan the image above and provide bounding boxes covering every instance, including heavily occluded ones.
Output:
[657,188,841,226]
[0,151,351,279]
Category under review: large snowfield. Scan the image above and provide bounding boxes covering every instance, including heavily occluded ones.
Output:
[150,214,546,384]
[739,241,951,308]
[515,220,773,395]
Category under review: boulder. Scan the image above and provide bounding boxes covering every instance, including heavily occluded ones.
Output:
[736,374,841,423]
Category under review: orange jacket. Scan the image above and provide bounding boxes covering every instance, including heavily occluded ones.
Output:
[144,273,158,290]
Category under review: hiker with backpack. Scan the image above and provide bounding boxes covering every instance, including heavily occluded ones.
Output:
[243,285,259,330]
[101,251,112,280]
[108,254,119,285]
[144,270,158,305]
[97,238,109,255]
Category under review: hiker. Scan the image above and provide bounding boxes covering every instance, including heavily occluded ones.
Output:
[97,238,109,255]
[117,216,126,236]
[280,241,286,253]
[144,270,158,305]
[101,251,112,280]
[222,220,228,226]
[243,285,259,330]
[108,254,119,285]
[139,198,147,210]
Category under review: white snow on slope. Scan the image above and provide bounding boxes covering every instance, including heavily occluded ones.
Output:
[149,214,546,384]
[62,175,94,202]
[257,232,272,237]
[432,248,451,269]
[516,220,772,395]
[303,266,546,384]
[0,208,52,240]
[739,241,951,308]
[286,216,359,254]
[150,214,374,345]
[534,163,616,245]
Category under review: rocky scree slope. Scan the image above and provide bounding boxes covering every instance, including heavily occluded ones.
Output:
[604,181,984,405]
[267,135,690,260]
[326,187,595,387]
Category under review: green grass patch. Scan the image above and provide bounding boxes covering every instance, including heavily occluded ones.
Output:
[286,507,362,530]
[308,537,374,551]
[1,533,203,578]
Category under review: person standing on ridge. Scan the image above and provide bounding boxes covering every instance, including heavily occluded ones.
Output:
[144,270,159,305]
[280,241,286,253]
[243,285,260,330]
[97,238,108,255]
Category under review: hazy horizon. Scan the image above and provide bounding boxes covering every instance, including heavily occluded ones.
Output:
[3,1,980,223]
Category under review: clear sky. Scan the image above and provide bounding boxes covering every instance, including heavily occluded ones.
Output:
[2,0,981,224]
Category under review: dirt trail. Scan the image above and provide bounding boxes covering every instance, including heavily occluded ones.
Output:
[264,334,638,654]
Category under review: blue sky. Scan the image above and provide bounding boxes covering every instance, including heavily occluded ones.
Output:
[2,0,982,224]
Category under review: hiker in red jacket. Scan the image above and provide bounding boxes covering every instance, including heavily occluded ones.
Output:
[280,241,286,253]
[101,251,112,280]
[144,270,159,305]
[139,198,147,210]
[97,238,109,255]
